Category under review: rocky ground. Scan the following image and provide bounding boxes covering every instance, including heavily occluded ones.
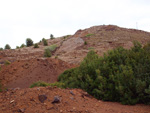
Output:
[0,87,150,113]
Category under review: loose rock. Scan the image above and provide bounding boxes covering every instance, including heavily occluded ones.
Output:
[52,96,60,104]
[38,94,47,103]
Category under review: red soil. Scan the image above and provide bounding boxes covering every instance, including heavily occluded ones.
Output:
[0,58,75,88]
[0,87,149,113]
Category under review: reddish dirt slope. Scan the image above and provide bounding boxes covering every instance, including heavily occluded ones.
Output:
[0,87,149,113]
[0,58,75,88]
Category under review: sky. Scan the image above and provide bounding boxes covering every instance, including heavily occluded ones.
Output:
[0,0,150,49]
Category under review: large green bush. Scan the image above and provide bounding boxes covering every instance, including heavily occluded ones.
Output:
[58,42,150,105]
[26,38,33,47]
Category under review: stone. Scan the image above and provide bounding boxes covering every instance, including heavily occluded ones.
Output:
[52,96,60,104]
[38,95,47,103]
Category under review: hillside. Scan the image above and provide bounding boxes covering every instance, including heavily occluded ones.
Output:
[0,25,150,112]
[1,25,150,65]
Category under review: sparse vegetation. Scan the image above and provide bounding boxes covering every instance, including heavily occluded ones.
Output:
[30,81,65,88]
[58,42,150,105]
[4,44,11,49]
[26,38,33,47]
[34,43,39,48]
[49,44,57,52]
[42,38,48,46]
[88,47,94,50]
[85,34,94,37]
[4,60,11,65]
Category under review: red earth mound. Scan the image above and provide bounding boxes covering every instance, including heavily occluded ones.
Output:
[0,87,149,113]
[0,58,75,89]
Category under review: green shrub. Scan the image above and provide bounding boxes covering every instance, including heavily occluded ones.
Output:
[26,38,33,47]
[84,41,87,45]
[42,38,48,46]
[44,48,51,57]
[16,46,20,49]
[49,44,57,52]
[20,44,26,48]
[34,43,39,48]
[0,48,3,51]
[58,42,150,105]
[5,44,11,49]
[85,34,94,37]
[30,81,49,88]
[4,60,11,65]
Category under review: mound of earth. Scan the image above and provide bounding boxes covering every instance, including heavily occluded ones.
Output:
[0,58,75,88]
[0,87,149,113]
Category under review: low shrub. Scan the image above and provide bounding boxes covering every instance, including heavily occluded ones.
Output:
[84,41,87,45]
[30,81,49,88]
[44,44,57,57]
[16,46,20,49]
[34,43,39,48]
[42,38,48,46]
[0,48,3,51]
[30,81,65,88]
[44,48,51,57]
[20,44,26,48]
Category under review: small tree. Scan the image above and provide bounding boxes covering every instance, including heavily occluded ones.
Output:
[26,38,33,47]
[5,44,11,49]
[50,34,55,39]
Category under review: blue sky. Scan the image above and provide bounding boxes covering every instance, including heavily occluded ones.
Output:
[0,0,150,48]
